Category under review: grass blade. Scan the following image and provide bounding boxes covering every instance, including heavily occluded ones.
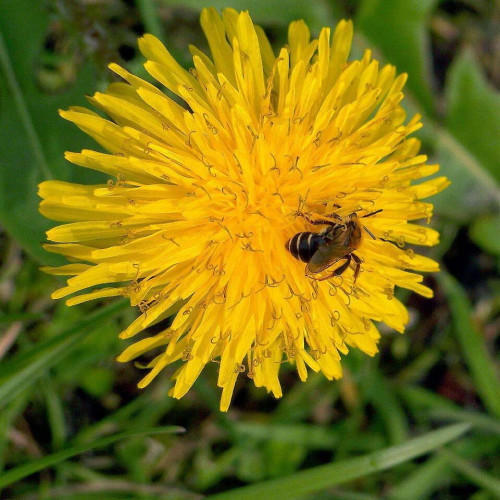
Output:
[206,423,471,500]
[0,426,184,489]
[0,28,50,179]
[234,422,339,449]
[365,373,408,444]
[137,0,164,40]
[429,408,500,436]
[0,312,44,325]
[0,300,128,409]
[438,271,500,418]
[390,436,500,499]
[439,448,500,497]
[389,454,450,500]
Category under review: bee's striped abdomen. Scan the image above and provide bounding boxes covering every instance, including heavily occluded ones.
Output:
[286,232,322,263]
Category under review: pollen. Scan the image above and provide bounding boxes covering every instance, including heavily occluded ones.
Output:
[39,8,449,411]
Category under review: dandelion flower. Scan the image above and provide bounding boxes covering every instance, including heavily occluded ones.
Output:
[39,8,449,411]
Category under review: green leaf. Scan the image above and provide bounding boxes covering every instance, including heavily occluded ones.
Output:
[80,366,115,398]
[469,214,500,257]
[431,50,500,221]
[430,408,500,436]
[0,0,100,263]
[0,300,128,410]
[0,395,30,471]
[439,448,500,497]
[431,127,500,222]
[365,373,409,445]
[0,426,184,489]
[390,437,500,500]
[71,377,174,445]
[438,271,500,418]
[0,311,43,324]
[446,49,500,185]
[356,0,437,115]
[234,422,339,449]
[137,0,165,41]
[354,2,500,222]
[206,423,470,500]
[42,374,67,449]
[389,453,451,500]
[156,0,333,31]
[398,385,460,419]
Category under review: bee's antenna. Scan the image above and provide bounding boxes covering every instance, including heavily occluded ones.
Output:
[363,226,376,240]
[362,208,381,239]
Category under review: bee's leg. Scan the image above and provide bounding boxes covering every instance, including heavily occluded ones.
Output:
[322,202,342,219]
[312,256,351,281]
[322,202,341,209]
[325,211,343,222]
[334,255,352,277]
[351,253,362,282]
[297,212,341,227]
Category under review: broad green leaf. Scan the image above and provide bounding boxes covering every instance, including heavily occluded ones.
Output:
[446,49,500,185]
[156,0,333,31]
[356,0,437,115]
[354,2,500,221]
[431,127,500,222]
[0,426,184,489]
[0,300,128,410]
[206,423,470,500]
[0,0,101,263]
[438,271,500,418]
[431,50,500,221]
[469,214,500,257]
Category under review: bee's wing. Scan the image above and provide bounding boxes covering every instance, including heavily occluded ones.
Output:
[305,245,341,274]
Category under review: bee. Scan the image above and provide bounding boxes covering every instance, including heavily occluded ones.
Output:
[285,209,382,282]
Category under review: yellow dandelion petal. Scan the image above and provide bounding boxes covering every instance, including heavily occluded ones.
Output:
[39,10,448,411]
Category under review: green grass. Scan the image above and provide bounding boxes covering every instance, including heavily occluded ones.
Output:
[1,0,499,498]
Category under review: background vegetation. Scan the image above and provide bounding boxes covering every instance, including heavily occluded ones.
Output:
[1,0,499,498]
